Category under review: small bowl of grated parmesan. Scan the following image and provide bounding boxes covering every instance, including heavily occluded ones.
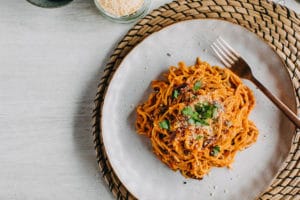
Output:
[94,0,151,23]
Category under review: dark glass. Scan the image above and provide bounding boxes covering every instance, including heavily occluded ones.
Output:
[26,0,73,8]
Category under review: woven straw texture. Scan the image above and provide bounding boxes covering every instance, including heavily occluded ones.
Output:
[92,0,300,199]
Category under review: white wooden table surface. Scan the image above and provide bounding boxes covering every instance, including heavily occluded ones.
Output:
[0,0,298,200]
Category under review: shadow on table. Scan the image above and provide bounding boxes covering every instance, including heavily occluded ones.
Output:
[72,65,112,197]
[71,1,133,198]
[72,40,117,199]
[81,0,102,16]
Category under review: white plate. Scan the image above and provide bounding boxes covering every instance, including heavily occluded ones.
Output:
[102,19,296,200]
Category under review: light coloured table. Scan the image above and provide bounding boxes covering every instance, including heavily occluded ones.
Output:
[0,1,299,199]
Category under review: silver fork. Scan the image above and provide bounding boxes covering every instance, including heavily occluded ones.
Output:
[211,37,300,128]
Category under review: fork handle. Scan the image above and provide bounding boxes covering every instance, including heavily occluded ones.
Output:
[250,76,300,128]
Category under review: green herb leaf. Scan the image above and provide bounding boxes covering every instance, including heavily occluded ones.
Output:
[182,106,194,116]
[159,120,170,130]
[191,112,200,121]
[195,135,203,140]
[188,118,195,125]
[193,81,202,91]
[182,105,211,126]
[195,103,218,120]
[211,145,220,156]
[173,89,179,99]
[195,120,209,126]
[204,108,213,118]
[194,104,202,113]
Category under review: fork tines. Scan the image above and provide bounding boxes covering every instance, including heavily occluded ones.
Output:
[211,37,240,68]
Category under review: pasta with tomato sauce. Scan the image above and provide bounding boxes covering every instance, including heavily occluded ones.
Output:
[136,58,258,179]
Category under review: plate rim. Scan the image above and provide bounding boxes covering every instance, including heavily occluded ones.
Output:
[99,18,298,199]
[92,0,300,198]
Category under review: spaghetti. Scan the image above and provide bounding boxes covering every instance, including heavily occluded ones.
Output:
[136,58,258,179]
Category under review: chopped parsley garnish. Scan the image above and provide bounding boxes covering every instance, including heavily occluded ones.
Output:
[211,145,220,156]
[182,106,194,116]
[195,103,218,119]
[182,105,209,126]
[193,81,202,91]
[195,135,203,140]
[159,119,170,130]
[196,120,209,126]
[173,89,179,99]
[188,118,195,125]
[182,102,218,126]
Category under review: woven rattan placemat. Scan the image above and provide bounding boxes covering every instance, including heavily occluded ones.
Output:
[92,0,300,199]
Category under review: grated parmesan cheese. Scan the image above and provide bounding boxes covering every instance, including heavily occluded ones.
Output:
[97,0,145,17]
